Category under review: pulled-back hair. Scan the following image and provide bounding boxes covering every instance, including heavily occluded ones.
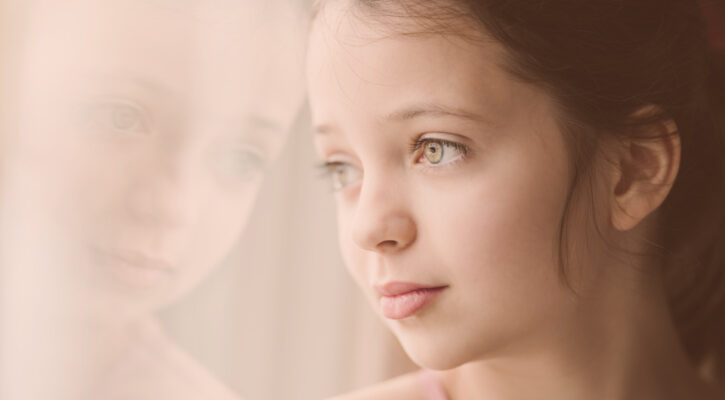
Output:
[314,0,725,383]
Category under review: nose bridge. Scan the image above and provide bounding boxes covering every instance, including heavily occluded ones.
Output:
[126,143,202,228]
[351,167,416,253]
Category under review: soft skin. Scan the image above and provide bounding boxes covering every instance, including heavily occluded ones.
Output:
[309,2,721,399]
[309,1,580,371]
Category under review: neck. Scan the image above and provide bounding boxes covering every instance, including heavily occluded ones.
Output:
[439,263,722,400]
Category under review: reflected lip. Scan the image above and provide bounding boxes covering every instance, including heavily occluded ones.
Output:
[375,281,448,320]
[91,246,176,288]
[92,246,175,272]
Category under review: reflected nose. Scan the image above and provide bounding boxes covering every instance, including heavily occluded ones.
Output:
[350,173,416,253]
[125,150,201,228]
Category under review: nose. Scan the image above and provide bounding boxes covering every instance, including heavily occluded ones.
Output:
[125,148,201,229]
[350,172,417,253]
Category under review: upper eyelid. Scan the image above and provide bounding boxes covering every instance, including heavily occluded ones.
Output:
[320,149,362,167]
[92,97,150,117]
[410,134,471,154]
[411,132,470,146]
[324,159,362,175]
[92,96,144,109]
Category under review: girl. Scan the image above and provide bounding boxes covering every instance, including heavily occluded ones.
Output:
[307,0,725,399]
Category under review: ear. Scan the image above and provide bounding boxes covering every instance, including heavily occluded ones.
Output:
[609,114,681,232]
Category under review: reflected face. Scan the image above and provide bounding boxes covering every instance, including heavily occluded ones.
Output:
[6,0,305,312]
[308,3,590,369]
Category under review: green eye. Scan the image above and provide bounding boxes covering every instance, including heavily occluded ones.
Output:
[332,164,350,189]
[215,146,267,181]
[424,141,443,164]
[416,138,467,166]
[322,161,361,191]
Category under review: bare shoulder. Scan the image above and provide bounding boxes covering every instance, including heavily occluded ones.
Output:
[326,371,427,400]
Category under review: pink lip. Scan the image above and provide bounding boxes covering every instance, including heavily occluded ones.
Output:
[375,281,447,320]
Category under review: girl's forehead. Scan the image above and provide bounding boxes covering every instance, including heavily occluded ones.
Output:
[308,6,517,119]
[310,0,503,78]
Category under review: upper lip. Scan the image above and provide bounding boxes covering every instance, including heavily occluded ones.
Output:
[374,281,447,297]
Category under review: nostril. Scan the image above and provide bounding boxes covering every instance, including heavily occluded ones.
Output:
[351,213,416,252]
[377,240,399,249]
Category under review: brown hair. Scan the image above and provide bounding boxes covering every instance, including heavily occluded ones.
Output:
[315,0,725,383]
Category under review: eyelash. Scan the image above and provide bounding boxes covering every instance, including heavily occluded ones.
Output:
[409,136,470,167]
[316,161,346,178]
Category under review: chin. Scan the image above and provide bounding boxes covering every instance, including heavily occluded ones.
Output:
[393,327,477,371]
[82,270,186,318]
[404,343,471,371]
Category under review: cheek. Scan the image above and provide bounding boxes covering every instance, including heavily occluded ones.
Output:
[457,172,565,277]
[187,184,260,266]
[169,184,261,298]
[424,136,573,323]
[443,186,565,298]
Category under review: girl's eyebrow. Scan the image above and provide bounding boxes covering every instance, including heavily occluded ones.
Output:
[385,102,487,123]
[78,72,179,97]
[314,102,489,136]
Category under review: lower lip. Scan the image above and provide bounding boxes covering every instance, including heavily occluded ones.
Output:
[379,287,446,320]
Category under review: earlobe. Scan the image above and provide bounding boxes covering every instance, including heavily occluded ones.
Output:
[610,119,681,232]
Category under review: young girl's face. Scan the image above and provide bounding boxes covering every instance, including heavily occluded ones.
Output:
[4,0,304,314]
[308,3,600,369]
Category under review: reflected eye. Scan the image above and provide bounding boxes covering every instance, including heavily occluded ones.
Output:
[85,100,149,135]
[414,138,467,166]
[320,161,362,191]
[215,146,267,181]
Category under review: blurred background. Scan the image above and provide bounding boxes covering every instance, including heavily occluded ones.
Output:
[0,0,414,399]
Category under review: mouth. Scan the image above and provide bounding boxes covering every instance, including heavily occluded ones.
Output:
[90,246,175,288]
[375,281,448,320]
